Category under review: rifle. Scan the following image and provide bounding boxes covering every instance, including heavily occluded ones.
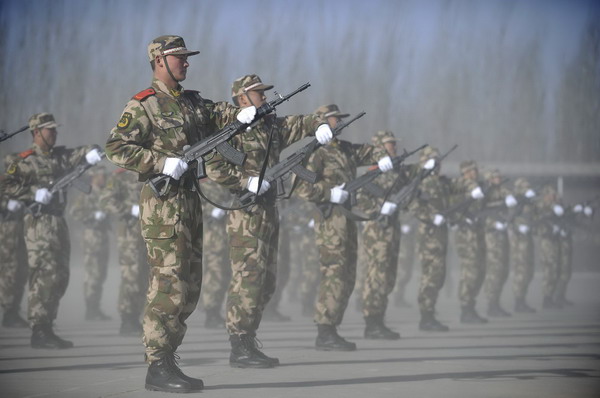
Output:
[387,144,458,209]
[444,177,509,221]
[238,111,366,206]
[148,82,311,198]
[27,149,106,216]
[0,126,29,143]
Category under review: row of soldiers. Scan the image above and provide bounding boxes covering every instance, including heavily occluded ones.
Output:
[0,34,596,394]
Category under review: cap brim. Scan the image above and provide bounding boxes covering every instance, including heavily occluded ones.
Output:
[38,122,59,129]
[169,50,200,56]
[249,83,273,91]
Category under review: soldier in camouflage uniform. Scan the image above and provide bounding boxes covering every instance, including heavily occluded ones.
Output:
[0,156,29,328]
[482,169,516,317]
[69,166,112,321]
[3,112,103,348]
[205,74,331,368]
[554,202,578,307]
[510,178,538,313]
[199,178,231,329]
[393,216,417,308]
[452,160,488,324]
[357,130,406,340]
[408,146,452,331]
[294,104,392,350]
[99,168,148,335]
[105,35,242,393]
[296,202,321,317]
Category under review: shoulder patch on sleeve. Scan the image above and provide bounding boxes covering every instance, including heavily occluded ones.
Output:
[117,112,132,129]
[132,88,156,101]
[18,149,34,159]
[7,162,17,174]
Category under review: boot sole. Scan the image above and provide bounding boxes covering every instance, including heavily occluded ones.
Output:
[145,383,201,393]
[315,346,356,351]
[229,362,274,369]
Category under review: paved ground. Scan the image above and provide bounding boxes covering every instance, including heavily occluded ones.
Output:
[1,267,599,398]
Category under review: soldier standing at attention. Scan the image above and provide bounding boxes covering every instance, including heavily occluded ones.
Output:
[105,35,246,393]
[294,104,393,350]
[205,75,332,368]
[3,112,103,348]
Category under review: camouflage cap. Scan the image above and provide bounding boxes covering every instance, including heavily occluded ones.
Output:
[513,177,531,194]
[28,113,59,130]
[371,130,396,146]
[147,35,199,62]
[541,184,557,197]
[419,145,440,162]
[484,169,501,181]
[459,160,478,174]
[231,74,274,97]
[314,104,349,119]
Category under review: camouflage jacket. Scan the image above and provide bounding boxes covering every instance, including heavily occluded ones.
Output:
[481,184,513,228]
[450,176,486,225]
[2,142,94,216]
[356,164,411,218]
[99,168,142,226]
[105,78,238,182]
[69,187,111,230]
[534,199,564,238]
[409,173,453,226]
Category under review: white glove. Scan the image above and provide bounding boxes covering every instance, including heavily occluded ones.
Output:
[380,201,397,216]
[401,224,411,234]
[35,188,53,205]
[131,205,140,218]
[553,204,564,217]
[94,210,106,221]
[211,207,226,220]
[423,158,436,170]
[7,199,22,212]
[560,229,567,238]
[433,214,445,226]
[85,148,103,165]
[494,221,506,231]
[552,225,561,235]
[315,124,333,145]
[573,204,583,213]
[518,224,529,234]
[236,105,256,124]
[470,186,484,200]
[377,156,394,172]
[505,194,518,208]
[525,189,536,199]
[308,219,315,228]
[329,183,349,204]
[247,176,271,195]
[584,206,593,217]
[162,157,189,180]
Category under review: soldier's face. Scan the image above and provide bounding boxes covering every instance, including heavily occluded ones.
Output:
[327,116,339,129]
[245,90,267,107]
[464,168,477,181]
[165,54,189,81]
[384,141,397,157]
[34,127,57,149]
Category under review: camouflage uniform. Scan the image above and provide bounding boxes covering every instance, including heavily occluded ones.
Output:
[69,167,111,320]
[105,37,238,363]
[393,217,417,307]
[99,168,148,331]
[554,216,573,305]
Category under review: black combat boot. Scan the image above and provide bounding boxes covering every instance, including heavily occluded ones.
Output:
[204,308,225,329]
[419,312,450,332]
[2,308,29,328]
[31,324,74,349]
[229,334,274,368]
[555,296,574,307]
[543,296,562,309]
[119,316,142,336]
[85,302,111,321]
[514,298,536,313]
[315,324,357,351]
[145,352,203,393]
[364,315,401,340]
[487,301,511,317]
[460,306,488,324]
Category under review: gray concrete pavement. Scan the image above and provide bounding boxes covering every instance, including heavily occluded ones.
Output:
[1,267,599,398]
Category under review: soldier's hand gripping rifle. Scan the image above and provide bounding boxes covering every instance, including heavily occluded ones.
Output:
[148,82,311,198]
[27,149,106,216]
[443,177,509,223]
[238,112,366,206]
[0,125,29,143]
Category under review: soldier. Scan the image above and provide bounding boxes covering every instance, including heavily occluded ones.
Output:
[199,178,231,329]
[99,168,148,335]
[295,201,321,317]
[554,201,575,307]
[510,178,537,313]
[393,216,417,308]
[357,130,406,340]
[408,146,452,332]
[205,75,332,368]
[452,160,487,324]
[482,169,516,317]
[294,104,392,350]
[0,157,29,328]
[2,112,103,348]
[105,35,244,393]
[69,166,111,321]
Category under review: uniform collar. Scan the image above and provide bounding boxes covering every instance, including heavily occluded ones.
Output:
[152,78,184,98]
[32,142,53,156]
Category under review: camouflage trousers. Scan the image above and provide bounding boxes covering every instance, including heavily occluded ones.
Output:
[416,223,448,314]
[393,229,416,304]
[361,217,400,318]
[539,235,561,299]
[139,185,203,363]
[225,204,278,335]
[201,217,230,313]
[24,214,70,326]
[314,206,357,326]
[484,229,510,304]
[455,224,486,309]
[82,227,110,309]
[117,220,148,319]
[0,218,28,312]
[265,223,291,314]
[510,229,534,301]
[298,228,320,312]
[554,234,573,301]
